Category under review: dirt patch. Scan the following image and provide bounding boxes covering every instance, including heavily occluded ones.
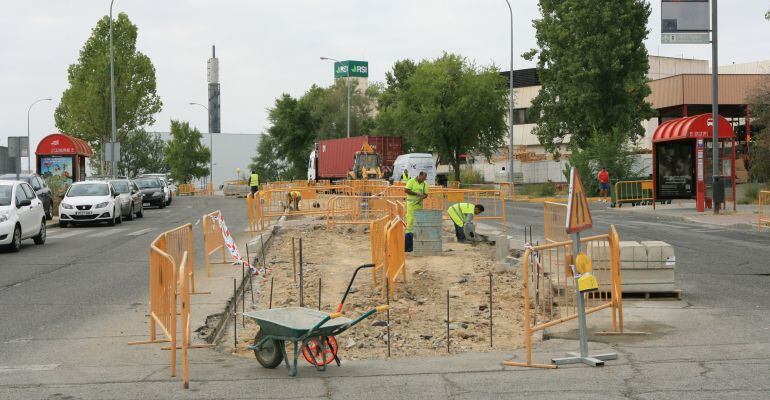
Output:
[227,221,525,361]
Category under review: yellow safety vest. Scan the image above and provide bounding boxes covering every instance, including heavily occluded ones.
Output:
[289,191,301,199]
[447,203,475,227]
[401,171,410,182]
[249,173,259,187]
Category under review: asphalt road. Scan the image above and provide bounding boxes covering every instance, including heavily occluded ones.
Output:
[1,198,769,399]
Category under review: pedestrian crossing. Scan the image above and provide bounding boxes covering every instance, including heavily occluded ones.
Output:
[46,226,157,240]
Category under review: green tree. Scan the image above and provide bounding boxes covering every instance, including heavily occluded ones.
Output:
[249,135,287,182]
[748,78,770,182]
[118,129,168,177]
[524,0,655,161]
[165,120,210,184]
[376,59,418,147]
[54,13,162,175]
[376,53,508,180]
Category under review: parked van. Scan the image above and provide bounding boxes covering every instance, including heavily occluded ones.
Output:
[391,153,436,185]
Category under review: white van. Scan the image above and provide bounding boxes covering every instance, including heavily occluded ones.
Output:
[392,153,436,185]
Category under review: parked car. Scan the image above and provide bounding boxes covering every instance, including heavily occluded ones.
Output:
[58,181,121,227]
[138,174,173,206]
[110,179,144,220]
[134,177,166,208]
[0,173,54,220]
[0,180,46,251]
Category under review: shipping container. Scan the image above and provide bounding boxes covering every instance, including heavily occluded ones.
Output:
[316,136,403,179]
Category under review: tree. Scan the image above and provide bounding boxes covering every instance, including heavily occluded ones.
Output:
[165,120,210,184]
[748,78,770,182]
[54,13,162,175]
[375,60,418,147]
[249,135,287,182]
[524,0,655,160]
[117,129,167,177]
[376,53,508,180]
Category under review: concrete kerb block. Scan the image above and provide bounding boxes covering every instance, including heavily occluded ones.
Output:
[619,241,647,269]
[641,241,676,269]
[494,234,510,262]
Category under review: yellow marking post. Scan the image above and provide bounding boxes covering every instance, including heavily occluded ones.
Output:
[565,168,593,234]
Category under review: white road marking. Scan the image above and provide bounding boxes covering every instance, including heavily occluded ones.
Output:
[194,218,201,226]
[0,364,58,373]
[87,228,126,238]
[127,228,155,236]
[47,229,94,239]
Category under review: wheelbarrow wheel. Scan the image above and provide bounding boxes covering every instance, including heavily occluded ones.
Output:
[302,336,339,366]
[253,331,283,369]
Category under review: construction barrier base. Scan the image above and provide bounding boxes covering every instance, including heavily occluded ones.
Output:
[551,352,618,367]
[501,361,557,369]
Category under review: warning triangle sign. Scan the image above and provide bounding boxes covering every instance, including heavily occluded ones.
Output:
[565,167,593,234]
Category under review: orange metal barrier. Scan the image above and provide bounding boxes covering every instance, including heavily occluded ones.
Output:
[504,226,623,368]
[370,215,390,287]
[178,183,196,196]
[543,202,568,243]
[614,180,654,206]
[760,191,770,232]
[261,186,354,225]
[246,192,265,237]
[383,217,407,299]
[203,210,227,277]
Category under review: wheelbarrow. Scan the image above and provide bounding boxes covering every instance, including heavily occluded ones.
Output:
[244,305,387,376]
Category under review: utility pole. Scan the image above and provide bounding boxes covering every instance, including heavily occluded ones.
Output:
[27,98,52,173]
[207,45,221,191]
[504,0,515,187]
[711,0,720,214]
[109,0,118,178]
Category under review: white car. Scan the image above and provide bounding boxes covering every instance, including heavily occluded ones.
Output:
[0,180,47,252]
[59,181,122,227]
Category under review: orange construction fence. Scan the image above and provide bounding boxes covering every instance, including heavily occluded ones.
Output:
[369,215,390,288]
[760,191,770,232]
[543,202,568,243]
[503,226,624,368]
[246,192,265,237]
[178,183,196,196]
[202,210,228,277]
[383,216,407,299]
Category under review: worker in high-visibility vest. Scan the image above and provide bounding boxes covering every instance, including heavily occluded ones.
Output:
[447,203,485,242]
[404,171,428,233]
[401,169,410,182]
[248,170,259,195]
[286,191,302,211]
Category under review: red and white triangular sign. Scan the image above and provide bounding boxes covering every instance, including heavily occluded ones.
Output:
[565,167,593,234]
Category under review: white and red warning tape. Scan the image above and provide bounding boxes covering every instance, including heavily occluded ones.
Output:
[209,212,270,276]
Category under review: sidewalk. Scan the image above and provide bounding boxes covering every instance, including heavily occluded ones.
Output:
[608,200,760,230]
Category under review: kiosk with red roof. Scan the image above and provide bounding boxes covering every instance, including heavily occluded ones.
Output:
[652,113,736,212]
[35,133,94,185]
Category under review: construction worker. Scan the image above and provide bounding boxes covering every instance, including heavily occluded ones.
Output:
[447,203,485,243]
[404,171,428,233]
[401,169,410,182]
[248,170,260,195]
[286,191,301,211]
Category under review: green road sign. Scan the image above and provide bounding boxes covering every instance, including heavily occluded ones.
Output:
[334,60,368,78]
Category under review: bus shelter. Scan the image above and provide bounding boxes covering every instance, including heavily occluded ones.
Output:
[652,113,736,212]
[35,133,93,185]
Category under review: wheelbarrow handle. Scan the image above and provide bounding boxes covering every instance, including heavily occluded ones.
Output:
[343,305,389,329]
[336,263,375,312]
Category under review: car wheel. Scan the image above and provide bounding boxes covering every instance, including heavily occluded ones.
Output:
[126,205,134,221]
[159,201,165,209]
[59,220,68,228]
[108,211,116,226]
[136,203,144,218]
[33,220,46,245]
[7,225,21,252]
[45,200,53,220]
[115,208,122,224]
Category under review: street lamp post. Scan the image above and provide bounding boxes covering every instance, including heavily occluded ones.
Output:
[320,56,351,138]
[190,102,213,190]
[109,0,118,178]
[27,98,52,173]
[504,0,515,187]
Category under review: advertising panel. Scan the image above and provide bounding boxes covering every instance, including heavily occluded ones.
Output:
[39,155,74,185]
[655,142,695,199]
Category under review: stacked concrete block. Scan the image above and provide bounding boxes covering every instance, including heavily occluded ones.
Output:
[617,240,677,294]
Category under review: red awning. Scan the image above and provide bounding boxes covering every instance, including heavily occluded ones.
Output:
[652,114,734,143]
[36,133,94,157]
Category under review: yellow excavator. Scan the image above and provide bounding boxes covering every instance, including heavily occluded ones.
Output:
[347,142,383,180]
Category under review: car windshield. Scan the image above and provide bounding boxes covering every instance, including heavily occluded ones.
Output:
[111,181,130,193]
[67,183,109,197]
[0,185,12,206]
[135,178,160,189]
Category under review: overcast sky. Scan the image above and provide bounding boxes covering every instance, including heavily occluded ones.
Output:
[1,0,768,154]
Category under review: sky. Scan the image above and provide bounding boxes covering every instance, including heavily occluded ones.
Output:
[1,0,769,157]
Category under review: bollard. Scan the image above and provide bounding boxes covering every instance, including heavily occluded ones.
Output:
[299,238,304,307]
[446,289,450,354]
[489,273,493,347]
[386,273,391,358]
[269,276,274,309]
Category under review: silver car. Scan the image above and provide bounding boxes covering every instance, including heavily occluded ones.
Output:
[110,179,144,220]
